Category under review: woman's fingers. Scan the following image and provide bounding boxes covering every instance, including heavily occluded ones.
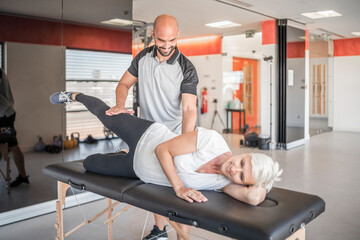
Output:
[177,188,207,203]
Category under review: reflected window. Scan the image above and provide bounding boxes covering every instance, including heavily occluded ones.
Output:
[65,49,132,140]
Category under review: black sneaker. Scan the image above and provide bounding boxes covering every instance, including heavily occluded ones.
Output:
[142,225,168,240]
[10,175,30,187]
[50,91,73,104]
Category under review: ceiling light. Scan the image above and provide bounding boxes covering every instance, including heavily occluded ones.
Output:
[101,18,133,26]
[301,10,342,19]
[351,32,360,36]
[205,21,241,28]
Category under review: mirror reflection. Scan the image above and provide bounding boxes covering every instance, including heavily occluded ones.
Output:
[0,0,133,216]
[0,2,63,212]
[286,25,305,143]
[308,33,331,136]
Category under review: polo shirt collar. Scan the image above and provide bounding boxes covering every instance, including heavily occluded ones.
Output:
[152,46,180,65]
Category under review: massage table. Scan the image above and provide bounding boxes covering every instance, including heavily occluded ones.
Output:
[43,160,325,240]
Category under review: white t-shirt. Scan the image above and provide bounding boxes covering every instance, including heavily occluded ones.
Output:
[133,123,231,190]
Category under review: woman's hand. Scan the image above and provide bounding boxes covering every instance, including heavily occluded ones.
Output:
[175,187,208,203]
[105,105,134,116]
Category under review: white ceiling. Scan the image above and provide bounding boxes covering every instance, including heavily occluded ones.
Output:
[0,0,359,39]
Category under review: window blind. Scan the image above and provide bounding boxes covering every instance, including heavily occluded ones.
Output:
[65,49,133,140]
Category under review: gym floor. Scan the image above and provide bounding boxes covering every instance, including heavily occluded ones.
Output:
[0,131,360,239]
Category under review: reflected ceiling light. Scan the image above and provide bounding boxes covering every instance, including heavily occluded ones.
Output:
[101,18,133,26]
[301,10,342,19]
[205,21,241,28]
[351,32,360,36]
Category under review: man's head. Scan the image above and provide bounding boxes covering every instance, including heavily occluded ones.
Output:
[152,14,179,57]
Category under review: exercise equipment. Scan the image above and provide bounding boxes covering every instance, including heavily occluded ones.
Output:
[35,136,46,152]
[43,160,325,240]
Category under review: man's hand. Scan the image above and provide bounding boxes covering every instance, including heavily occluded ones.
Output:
[105,105,134,116]
[175,186,208,203]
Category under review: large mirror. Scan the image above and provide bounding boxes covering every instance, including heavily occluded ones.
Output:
[286,24,306,147]
[0,0,133,223]
[0,0,63,213]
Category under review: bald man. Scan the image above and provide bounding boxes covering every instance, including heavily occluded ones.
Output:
[106,15,198,240]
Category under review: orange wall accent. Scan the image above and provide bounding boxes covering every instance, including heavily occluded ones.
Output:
[132,35,222,58]
[0,14,132,53]
[305,30,309,50]
[177,35,222,56]
[287,41,305,58]
[334,38,360,57]
[262,20,277,45]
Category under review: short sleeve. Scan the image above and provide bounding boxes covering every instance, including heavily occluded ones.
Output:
[178,55,198,95]
[196,128,231,154]
[127,47,153,78]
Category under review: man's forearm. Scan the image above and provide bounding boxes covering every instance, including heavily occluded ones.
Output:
[182,109,197,133]
[115,82,130,107]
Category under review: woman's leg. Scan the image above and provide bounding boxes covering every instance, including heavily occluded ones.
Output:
[83,152,138,178]
[74,93,153,151]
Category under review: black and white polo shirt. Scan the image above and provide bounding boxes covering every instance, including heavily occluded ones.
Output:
[128,45,198,134]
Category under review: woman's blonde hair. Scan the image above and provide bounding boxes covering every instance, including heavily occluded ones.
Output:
[250,153,283,192]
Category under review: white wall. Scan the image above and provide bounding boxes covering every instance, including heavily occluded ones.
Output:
[333,56,360,132]
[188,54,224,132]
[287,58,305,127]
[6,42,63,151]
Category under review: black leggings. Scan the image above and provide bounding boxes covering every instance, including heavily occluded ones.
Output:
[76,94,153,178]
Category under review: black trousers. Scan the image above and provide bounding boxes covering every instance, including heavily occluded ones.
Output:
[76,94,153,178]
[0,113,18,147]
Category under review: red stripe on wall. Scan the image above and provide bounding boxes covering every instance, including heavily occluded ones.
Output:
[0,14,132,53]
[0,15,61,45]
[177,35,222,56]
[63,24,132,53]
[261,20,277,45]
[287,41,305,58]
[334,38,360,57]
[305,30,309,50]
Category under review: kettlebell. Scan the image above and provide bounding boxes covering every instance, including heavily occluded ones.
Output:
[71,132,80,147]
[35,136,46,152]
[64,136,73,149]
[53,135,62,148]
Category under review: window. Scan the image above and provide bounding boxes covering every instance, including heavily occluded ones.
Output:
[65,49,133,140]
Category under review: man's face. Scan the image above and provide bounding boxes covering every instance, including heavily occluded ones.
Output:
[152,26,179,57]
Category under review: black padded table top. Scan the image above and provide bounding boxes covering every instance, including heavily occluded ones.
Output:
[43,160,325,240]
[43,160,142,202]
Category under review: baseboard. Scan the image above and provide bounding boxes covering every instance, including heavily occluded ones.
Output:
[0,192,104,226]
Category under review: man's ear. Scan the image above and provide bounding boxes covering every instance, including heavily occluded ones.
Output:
[151,29,155,40]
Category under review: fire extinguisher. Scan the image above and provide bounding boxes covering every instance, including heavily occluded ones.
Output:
[201,87,208,114]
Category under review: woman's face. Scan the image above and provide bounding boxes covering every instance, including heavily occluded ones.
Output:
[220,154,255,185]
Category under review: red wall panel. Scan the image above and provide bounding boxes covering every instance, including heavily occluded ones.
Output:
[0,14,132,53]
[334,38,360,57]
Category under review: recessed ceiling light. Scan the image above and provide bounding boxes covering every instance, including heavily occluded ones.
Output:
[101,18,133,26]
[205,21,241,28]
[351,32,360,36]
[301,10,342,19]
